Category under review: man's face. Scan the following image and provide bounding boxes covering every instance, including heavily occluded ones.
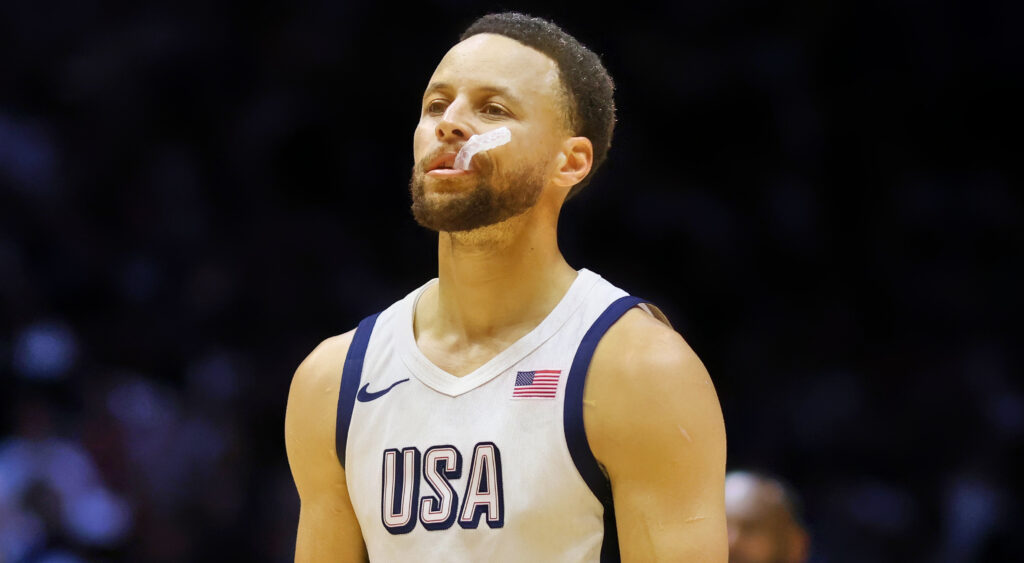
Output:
[727,508,792,563]
[726,476,808,563]
[410,33,570,232]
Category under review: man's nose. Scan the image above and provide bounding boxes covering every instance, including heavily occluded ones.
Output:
[435,100,471,141]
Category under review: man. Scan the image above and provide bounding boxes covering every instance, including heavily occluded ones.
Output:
[285,12,727,562]
[725,471,810,563]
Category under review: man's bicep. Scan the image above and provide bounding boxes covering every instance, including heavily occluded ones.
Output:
[294,479,367,562]
[286,333,367,562]
[608,409,727,563]
[588,321,728,561]
[286,409,367,563]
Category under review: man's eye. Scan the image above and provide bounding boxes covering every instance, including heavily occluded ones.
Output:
[426,100,448,114]
[482,104,509,117]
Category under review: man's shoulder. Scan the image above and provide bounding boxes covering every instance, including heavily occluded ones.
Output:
[290,330,357,397]
[285,330,359,463]
[584,305,714,429]
[290,288,413,391]
[584,304,724,485]
[314,331,358,361]
[592,306,704,383]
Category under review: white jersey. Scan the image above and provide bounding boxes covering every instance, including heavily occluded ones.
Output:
[336,269,647,562]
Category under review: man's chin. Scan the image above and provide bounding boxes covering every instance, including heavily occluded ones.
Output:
[412,204,538,234]
[408,169,543,233]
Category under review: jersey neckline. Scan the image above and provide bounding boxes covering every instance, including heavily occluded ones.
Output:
[396,268,602,397]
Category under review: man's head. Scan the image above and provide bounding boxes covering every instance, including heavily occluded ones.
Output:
[726,471,810,563]
[410,13,615,233]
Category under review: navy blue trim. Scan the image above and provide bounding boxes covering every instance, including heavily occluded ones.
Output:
[336,312,380,470]
[564,295,647,563]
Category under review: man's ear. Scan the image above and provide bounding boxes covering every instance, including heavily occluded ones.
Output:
[551,136,593,188]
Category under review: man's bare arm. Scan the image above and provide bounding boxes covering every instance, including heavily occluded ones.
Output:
[586,309,728,562]
[285,331,368,562]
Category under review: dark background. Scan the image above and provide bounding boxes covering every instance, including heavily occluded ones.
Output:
[1,1,1020,562]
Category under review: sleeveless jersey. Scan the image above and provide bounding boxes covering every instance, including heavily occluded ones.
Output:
[336,269,648,562]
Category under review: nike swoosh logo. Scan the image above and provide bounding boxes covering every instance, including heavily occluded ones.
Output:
[356,378,410,402]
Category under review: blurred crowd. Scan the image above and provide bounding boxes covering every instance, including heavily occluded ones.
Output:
[1,1,1019,562]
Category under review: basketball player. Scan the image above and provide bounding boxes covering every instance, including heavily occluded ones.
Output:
[725,471,810,563]
[286,12,727,562]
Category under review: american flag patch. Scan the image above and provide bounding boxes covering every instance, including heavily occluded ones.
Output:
[512,370,562,399]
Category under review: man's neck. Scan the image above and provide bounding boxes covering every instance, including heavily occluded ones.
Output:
[422,208,578,344]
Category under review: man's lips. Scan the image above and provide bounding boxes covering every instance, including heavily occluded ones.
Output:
[426,152,458,172]
[427,168,473,177]
[425,152,475,176]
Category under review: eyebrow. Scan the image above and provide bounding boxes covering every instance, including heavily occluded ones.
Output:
[422,82,525,108]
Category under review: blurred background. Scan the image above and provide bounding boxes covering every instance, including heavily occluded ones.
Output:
[0,1,1020,561]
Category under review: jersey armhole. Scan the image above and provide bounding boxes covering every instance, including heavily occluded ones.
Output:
[563,295,648,563]
[335,312,381,470]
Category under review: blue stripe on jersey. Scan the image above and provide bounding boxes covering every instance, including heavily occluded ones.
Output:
[336,312,381,470]
[563,295,647,563]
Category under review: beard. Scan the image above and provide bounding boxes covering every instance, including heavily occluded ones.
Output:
[409,157,545,233]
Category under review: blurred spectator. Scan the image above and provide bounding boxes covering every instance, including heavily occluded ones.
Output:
[0,397,131,562]
[726,471,809,563]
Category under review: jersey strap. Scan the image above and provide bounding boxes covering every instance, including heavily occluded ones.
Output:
[563,295,648,563]
[336,312,381,470]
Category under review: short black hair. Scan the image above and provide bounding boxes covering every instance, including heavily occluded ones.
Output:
[461,13,615,198]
